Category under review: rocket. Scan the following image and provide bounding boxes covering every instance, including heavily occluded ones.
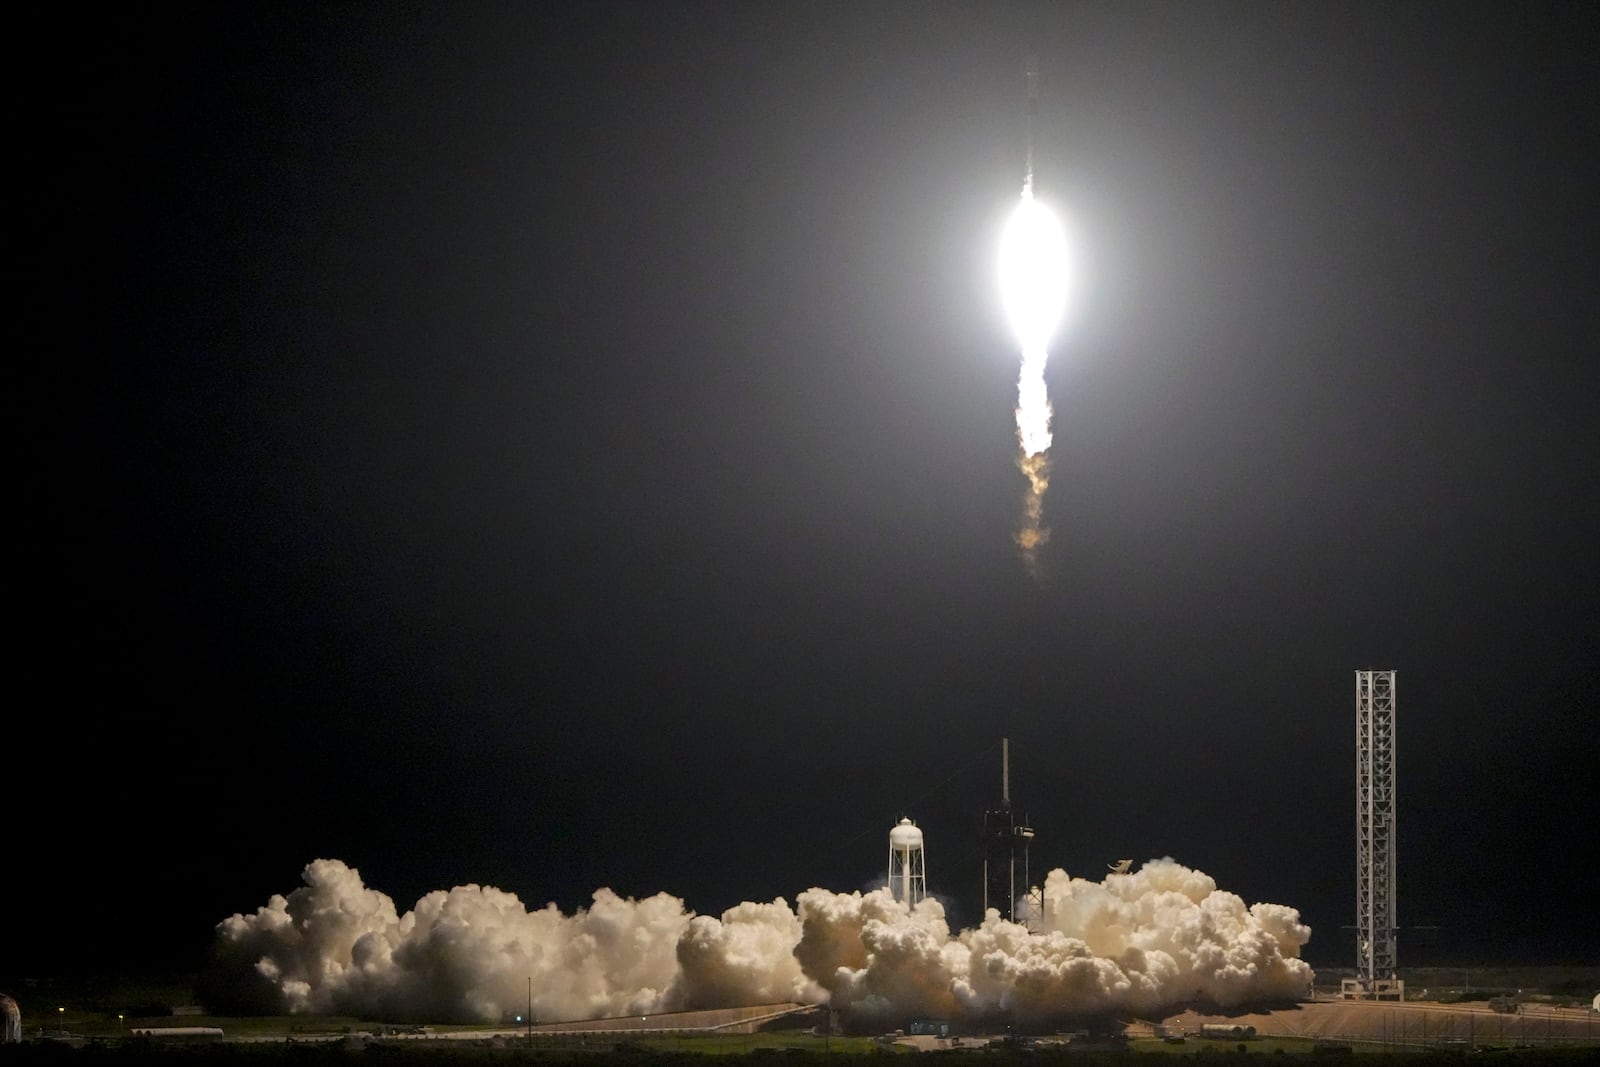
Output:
[1024,53,1040,195]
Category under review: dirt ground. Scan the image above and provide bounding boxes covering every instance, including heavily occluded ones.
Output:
[1161,997,1599,1049]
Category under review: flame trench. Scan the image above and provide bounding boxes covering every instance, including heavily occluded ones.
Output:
[999,188,1069,574]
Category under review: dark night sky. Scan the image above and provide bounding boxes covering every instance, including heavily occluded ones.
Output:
[19,2,1598,978]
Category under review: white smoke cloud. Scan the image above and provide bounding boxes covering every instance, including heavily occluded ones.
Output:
[201,857,1312,1026]
[201,859,691,1022]
[676,898,823,1008]
[793,859,1311,1026]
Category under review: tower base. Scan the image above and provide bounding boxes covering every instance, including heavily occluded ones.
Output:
[1340,978,1405,1001]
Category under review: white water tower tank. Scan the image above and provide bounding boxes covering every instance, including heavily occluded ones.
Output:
[888,818,927,905]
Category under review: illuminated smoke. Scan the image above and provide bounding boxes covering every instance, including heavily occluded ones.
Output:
[199,859,691,1022]
[795,859,1311,1026]
[677,898,824,1007]
[201,857,1311,1026]
[998,188,1071,574]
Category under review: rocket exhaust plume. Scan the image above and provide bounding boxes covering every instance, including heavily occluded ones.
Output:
[998,58,1070,575]
[1000,189,1070,573]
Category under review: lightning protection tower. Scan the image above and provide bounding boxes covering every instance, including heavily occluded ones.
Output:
[982,738,1035,924]
[1343,670,1403,1000]
[888,818,927,906]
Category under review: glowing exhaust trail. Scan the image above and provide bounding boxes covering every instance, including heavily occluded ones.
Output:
[998,56,1071,574]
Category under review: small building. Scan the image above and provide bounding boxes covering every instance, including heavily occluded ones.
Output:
[909,1019,951,1037]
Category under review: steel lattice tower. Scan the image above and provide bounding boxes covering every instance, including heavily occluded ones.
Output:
[1346,670,1403,999]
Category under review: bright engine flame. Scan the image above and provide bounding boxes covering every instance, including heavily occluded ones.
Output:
[999,190,1071,356]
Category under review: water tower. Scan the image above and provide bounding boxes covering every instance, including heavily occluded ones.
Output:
[888,818,927,905]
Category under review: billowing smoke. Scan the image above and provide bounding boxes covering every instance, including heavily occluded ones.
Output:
[678,898,824,1008]
[199,859,693,1022]
[201,857,1311,1027]
[794,859,1310,1026]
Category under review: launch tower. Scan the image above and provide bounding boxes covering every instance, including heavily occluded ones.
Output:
[982,738,1035,924]
[1343,670,1403,1000]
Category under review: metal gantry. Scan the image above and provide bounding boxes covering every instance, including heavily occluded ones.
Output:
[1346,669,1404,1000]
[982,738,1035,925]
